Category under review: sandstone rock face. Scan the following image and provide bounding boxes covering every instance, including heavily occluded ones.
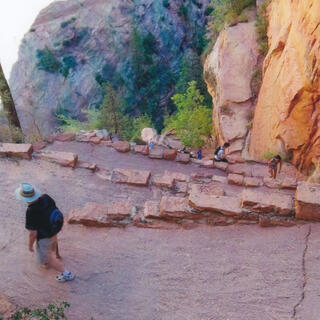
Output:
[242,189,293,216]
[204,21,258,154]
[10,0,209,135]
[152,173,175,189]
[0,143,33,160]
[295,182,320,220]
[159,196,190,219]
[244,177,262,187]
[112,168,151,186]
[113,141,130,153]
[250,0,320,173]
[227,173,244,186]
[34,150,78,167]
[144,201,161,219]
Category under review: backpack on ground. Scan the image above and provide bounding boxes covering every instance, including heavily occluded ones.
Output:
[49,208,64,235]
[214,146,222,156]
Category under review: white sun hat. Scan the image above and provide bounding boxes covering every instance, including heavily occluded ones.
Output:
[15,183,41,203]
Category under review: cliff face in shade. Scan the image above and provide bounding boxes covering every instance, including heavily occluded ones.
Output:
[10,0,209,134]
[204,21,259,155]
[249,0,320,173]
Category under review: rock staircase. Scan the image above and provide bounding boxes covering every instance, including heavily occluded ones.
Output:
[0,132,319,230]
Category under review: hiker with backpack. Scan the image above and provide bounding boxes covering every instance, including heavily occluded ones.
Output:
[214,142,230,162]
[268,155,282,179]
[15,183,75,282]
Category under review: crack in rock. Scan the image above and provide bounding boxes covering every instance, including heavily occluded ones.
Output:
[292,225,312,319]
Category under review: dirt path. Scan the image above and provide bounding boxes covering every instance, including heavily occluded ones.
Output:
[0,148,319,320]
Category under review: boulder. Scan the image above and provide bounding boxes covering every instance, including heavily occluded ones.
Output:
[295,182,320,220]
[149,147,164,159]
[55,132,75,142]
[34,150,78,168]
[188,192,242,217]
[141,128,157,143]
[227,173,244,186]
[89,136,102,144]
[134,145,149,155]
[164,171,189,182]
[32,140,46,152]
[0,293,15,319]
[176,153,190,163]
[244,177,262,187]
[76,160,97,171]
[113,141,130,153]
[241,189,293,216]
[0,143,33,160]
[163,149,177,160]
[152,173,175,189]
[112,168,151,186]
[144,201,161,219]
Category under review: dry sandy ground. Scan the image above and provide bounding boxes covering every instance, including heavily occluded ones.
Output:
[0,145,319,320]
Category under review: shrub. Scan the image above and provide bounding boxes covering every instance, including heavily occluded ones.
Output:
[251,68,262,97]
[162,0,170,8]
[8,301,70,320]
[36,48,62,74]
[60,56,77,78]
[164,81,212,148]
[178,5,188,19]
[60,17,76,28]
[255,0,271,55]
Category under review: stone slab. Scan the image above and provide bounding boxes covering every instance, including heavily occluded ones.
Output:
[112,168,151,186]
[164,149,177,160]
[0,143,33,160]
[227,173,244,186]
[176,153,190,163]
[34,150,78,167]
[152,173,175,188]
[113,141,130,153]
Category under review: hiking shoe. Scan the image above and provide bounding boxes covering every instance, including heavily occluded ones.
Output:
[56,271,75,282]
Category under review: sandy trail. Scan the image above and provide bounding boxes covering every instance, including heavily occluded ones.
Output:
[0,146,318,320]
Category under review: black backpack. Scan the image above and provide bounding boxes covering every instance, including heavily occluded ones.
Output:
[214,146,222,155]
[49,208,64,235]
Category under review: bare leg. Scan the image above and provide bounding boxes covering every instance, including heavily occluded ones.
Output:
[55,242,61,259]
[268,168,273,178]
[48,253,65,273]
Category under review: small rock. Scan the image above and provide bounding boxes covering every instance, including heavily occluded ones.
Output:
[0,143,33,160]
[34,150,78,168]
[227,173,244,186]
[152,174,175,188]
[113,141,130,153]
[176,153,190,163]
[244,177,262,187]
[112,168,151,186]
[134,145,149,155]
[259,216,297,228]
[212,175,227,184]
[207,215,235,226]
[55,133,75,142]
[149,147,164,159]
[76,160,97,171]
[213,161,228,171]
[32,140,46,152]
[163,149,177,160]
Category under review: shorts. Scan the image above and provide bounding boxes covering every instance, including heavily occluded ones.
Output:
[36,235,57,265]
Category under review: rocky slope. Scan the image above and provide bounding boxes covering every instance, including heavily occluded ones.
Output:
[249,0,320,173]
[10,0,209,134]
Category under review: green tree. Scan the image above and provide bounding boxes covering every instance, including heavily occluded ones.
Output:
[165,81,212,148]
[0,62,23,141]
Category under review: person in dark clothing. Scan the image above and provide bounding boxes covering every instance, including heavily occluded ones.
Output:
[15,183,75,282]
[268,155,282,179]
[214,142,230,162]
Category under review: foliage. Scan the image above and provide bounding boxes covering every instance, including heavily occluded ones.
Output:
[206,0,256,41]
[36,48,62,74]
[251,68,262,97]
[178,5,188,19]
[62,28,88,48]
[60,56,77,78]
[192,0,202,9]
[61,17,76,28]
[162,0,170,9]
[255,0,271,55]
[164,81,212,148]
[8,301,70,320]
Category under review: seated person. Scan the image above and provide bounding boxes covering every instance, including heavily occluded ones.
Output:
[214,142,230,162]
[268,155,282,179]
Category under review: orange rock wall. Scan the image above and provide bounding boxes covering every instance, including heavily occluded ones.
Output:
[250,0,320,172]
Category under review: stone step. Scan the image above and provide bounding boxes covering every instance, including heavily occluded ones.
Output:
[0,143,33,160]
[34,150,78,167]
[241,189,293,216]
[68,202,133,227]
[112,168,151,186]
[259,215,299,227]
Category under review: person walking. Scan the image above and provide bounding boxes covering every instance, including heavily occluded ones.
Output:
[268,155,282,179]
[15,183,75,282]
